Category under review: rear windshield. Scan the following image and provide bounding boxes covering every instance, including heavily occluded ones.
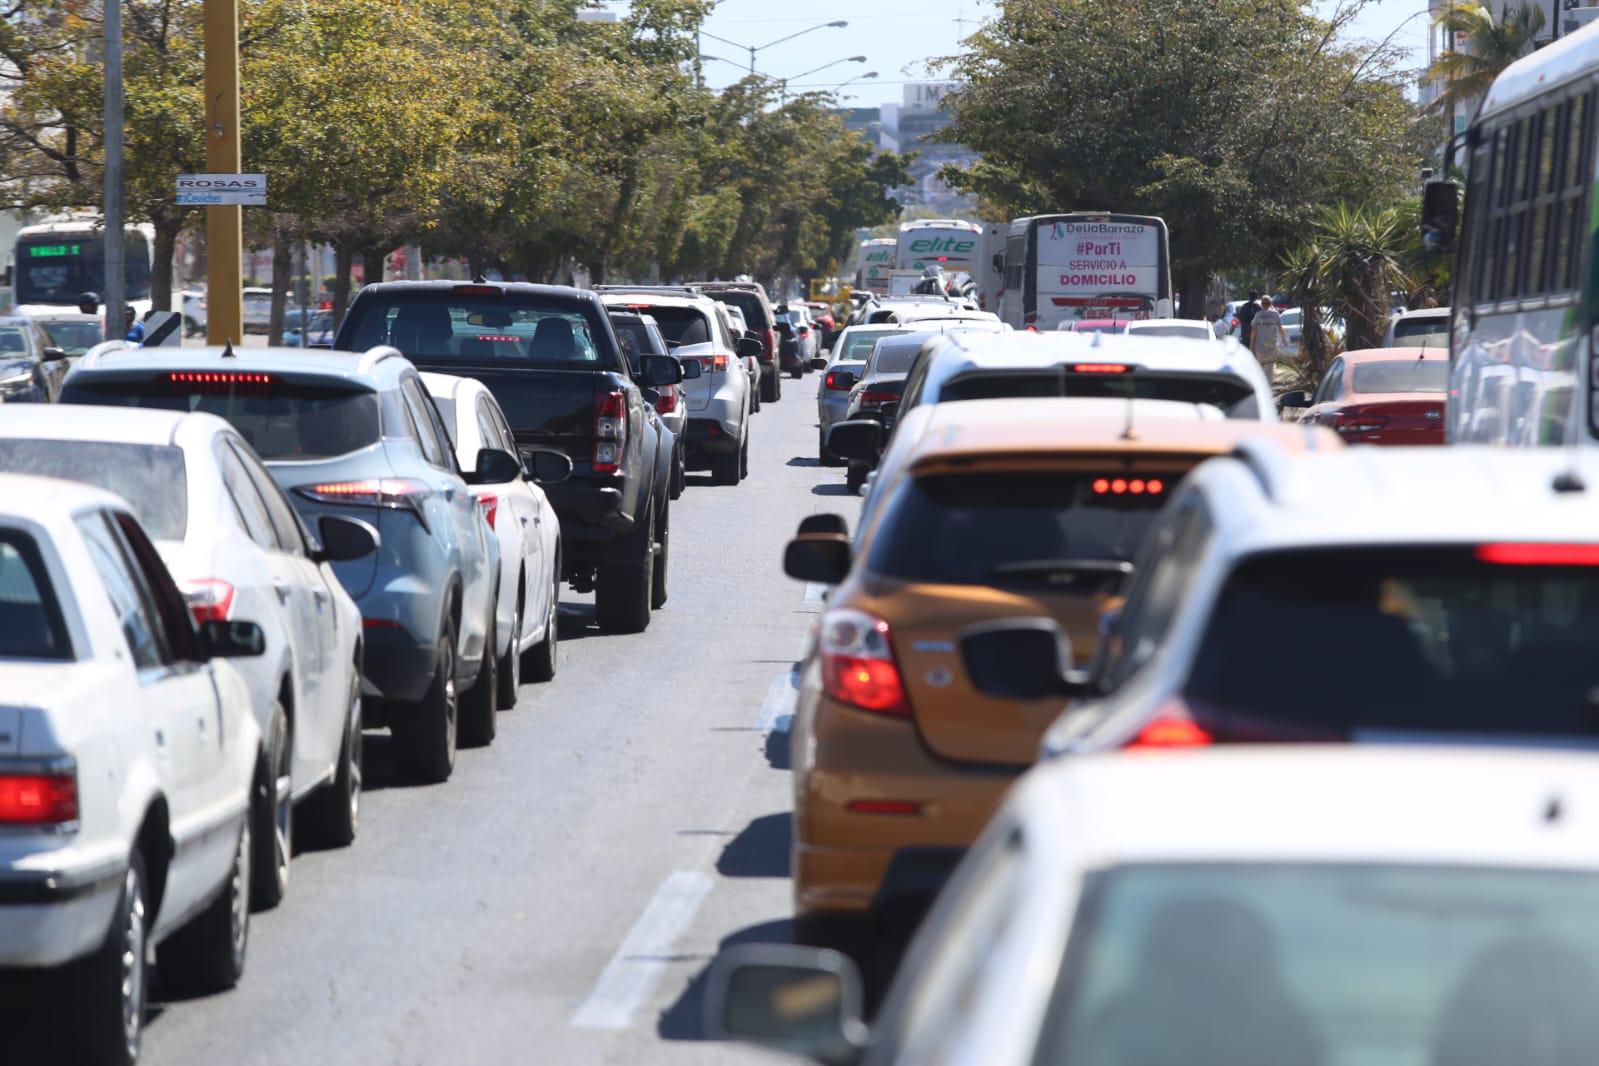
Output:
[1128,324,1213,339]
[638,306,712,348]
[868,472,1168,591]
[704,289,770,329]
[940,370,1258,418]
[0,531,70,660]
[0,440,188,540]
[1186,547,1599,740]
[1041,863,1599,1066]
[59,379,383,462]
[338,290,621,371]
[1353,359,1448,394]
[839,330,910,361]
[1392,316,1449,346]
[872,341,927,375]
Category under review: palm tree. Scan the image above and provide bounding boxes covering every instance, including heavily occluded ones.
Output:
[1426,2,1545,120]
[1282,204,1412,354]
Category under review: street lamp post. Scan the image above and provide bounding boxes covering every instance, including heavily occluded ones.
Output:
[103,0,123,342]
[780,56,866,102]
[701,20,848,76]
[204,0,244,344]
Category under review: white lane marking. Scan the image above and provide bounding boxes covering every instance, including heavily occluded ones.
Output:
[755,670,799,732]
[570,870,715,1030]
[804,582,828,605]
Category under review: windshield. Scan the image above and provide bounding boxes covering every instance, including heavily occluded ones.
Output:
[1353,359,1449,394]
[339,290,620,371]
[0,531,69,659]
[39,320,101,355]
[1393,316,1449,346]
[59,380,384,462]
[0,440,188,540]
[840,329,910,361]
[15,234,151,304]
[1186,547,1599,740]
[1042,863,1599,1066]
[868,472,1169,590]
[0,327,30,355]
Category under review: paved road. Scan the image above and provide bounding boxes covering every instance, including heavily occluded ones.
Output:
[16,374,844,1065]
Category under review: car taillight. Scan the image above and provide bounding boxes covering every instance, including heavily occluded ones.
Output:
[476,493,498,529]
[0,769,78,825]
[858,389,898,408]
[818,607,908,718]
[1124,701,1213,750]
[654,388,678,414]
[594,389,627,475]
[1331,411,1389,437]
[1069,364,1130,374]
[1092,477,1166,496]
[295,478,432,525]
[824,372,852,391]
[694,355,730,374]
[762,328,778,360]
[181,579,235,624]
[1477,543,1599,566]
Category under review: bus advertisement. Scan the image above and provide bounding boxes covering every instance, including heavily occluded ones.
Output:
[999,213,1173,331]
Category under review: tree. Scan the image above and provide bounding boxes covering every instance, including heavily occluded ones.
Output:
[1426,2,1544,121]
[1282,202,1411,355]
[937,0,1421,313]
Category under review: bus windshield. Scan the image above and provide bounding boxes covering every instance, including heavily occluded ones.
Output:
[15,234,152,305]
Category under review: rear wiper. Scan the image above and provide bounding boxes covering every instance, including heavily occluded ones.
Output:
[986,558,1133,582]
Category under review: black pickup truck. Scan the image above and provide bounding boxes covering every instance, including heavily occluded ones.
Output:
[336,281,685,633]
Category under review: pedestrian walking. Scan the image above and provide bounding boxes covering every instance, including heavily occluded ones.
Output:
[1238,291,1260,349]
[1250,295,1287,382]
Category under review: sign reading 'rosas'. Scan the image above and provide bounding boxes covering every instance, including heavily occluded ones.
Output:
[176,173,267,206]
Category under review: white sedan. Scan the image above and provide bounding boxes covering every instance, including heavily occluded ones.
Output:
[710,746,1599,1065]
[0,407,376,911]
[0,474,264,1065]
[423,373,566,699]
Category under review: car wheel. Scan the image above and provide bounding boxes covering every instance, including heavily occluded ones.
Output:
[302,670,361,848]
[157,817,250,995]
[524,566,559,682]
[818,428,843,467]
[762,369,781,402]
[738,430,750,481]
[846,463,866,494]
[57,850,147,1066]
[670,443,685,499]
[750,382,762,414]
[459,608,498,748]
[250,703,291,910]
[496,581,522,709]
[396,617,458,783]
[595,501,654,634]
[711,446,740,486]
[651,497,670,611]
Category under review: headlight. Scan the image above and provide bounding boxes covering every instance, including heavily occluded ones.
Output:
[0,368,35,395]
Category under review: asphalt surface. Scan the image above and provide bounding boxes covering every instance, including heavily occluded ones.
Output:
[15,372,842,1065]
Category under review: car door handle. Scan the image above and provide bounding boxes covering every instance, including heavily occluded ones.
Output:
[520,515,531,526]
[272,580,291,605]
[313,588,330,606]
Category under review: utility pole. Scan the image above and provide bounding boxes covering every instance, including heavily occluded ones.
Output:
[204,0,243,344]
[103,0,124,343]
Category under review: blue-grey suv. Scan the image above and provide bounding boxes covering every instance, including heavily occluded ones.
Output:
[60,343,512,783]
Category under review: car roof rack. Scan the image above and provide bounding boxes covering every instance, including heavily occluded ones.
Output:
[357,345,404,374]
[594,284,699,296]
[79,340,130,370]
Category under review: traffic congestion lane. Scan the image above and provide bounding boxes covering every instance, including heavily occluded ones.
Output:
[99,378,835,1065]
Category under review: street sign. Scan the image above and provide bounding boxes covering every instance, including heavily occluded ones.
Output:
[142,310,182,347]
[176,173,266,206]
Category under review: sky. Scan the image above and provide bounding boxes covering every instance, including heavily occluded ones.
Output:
[688,1,1435,109]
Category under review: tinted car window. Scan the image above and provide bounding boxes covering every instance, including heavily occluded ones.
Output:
[0,440,188,541]
[59,380,383,461]
[1186,547,1599,739]
[0,326,31,354]
[941,372,1066,402]
[1126,324,1213,339]
[76,512,167,669]
[839,330,910,360]
[1352,359,1449,394]
[642,306,712,347]
[0,532,69,659]
[1060,371,1257,418]
[704,289,771,330]
[340,290,619,370]
[871,339,930,375]
[868,473,1168,590]
[39,319,102,355]
[1393,317,1450,346]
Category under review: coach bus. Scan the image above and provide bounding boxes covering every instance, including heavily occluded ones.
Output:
[12,214,154,319]
[997,212,1173,331]
[1431,24,1599,445]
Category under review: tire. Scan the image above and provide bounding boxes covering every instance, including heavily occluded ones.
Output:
[459,609,498,748]
[595,500,654,634]
[56,851,148,1066]
[302,670,361,848]
[157,818,250,995]
[250,703,291,910]
[790,363,804,379]
[761,369,780,403]
[524,567,559,682]
[847,463,866,494]
[750,380,761,414]
[496,582,522,709]
[819,429,843,467]
[711,446,740,486]
[395,617,458,783]
[651,497,670,611]
[670,442,685,499]
[739,431,750,481]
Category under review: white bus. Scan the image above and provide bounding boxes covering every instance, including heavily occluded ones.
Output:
[12,215,155,319]
[855,237,897,296]
[997,212,1173,331]
[1430,22,1599,446]
[894,218,985,278]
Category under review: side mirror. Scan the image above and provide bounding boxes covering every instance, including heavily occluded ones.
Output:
[678,357,702,380]
[641,352,684,387]
[810,356,828,371]
[797,513,848,536]
[465,447,522,486]
[703,944,867,1064]
[202,620,266,659]
[783,535,851,584]
[1279,389,1313,409]
[522,447,574,485]
[825,420,883,465]
[1420,178,1461,254]
[736,336,764,360]
[960,617,1086,701]
[41,346,67,362]
[314,514,379,564]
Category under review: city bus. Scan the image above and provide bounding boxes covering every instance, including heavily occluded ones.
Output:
[1433,25,1599,446]
[855,237,897,296]
[997,212,1173,331]
[893,218,985,277]
[12,215,154,318]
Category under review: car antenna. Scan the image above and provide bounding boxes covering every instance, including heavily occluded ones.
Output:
[221,339,236,359]
[473,273,488,284]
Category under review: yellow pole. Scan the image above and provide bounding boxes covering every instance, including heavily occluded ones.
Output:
[204,0,242,345]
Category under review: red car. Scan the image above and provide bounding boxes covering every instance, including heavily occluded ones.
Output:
[1282,347,1447,444]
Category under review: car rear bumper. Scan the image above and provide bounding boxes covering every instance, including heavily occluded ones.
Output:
[686,418,741,455]
[0,858,125,968]
[543,483,627,526]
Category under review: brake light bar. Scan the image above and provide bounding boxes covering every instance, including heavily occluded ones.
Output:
[454,284,502,296]
[1476,543,1599,566]
[1068,364,1130,374]
[0,770,78,825]
[1092,477,1166,496]
[167,371,273,394]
